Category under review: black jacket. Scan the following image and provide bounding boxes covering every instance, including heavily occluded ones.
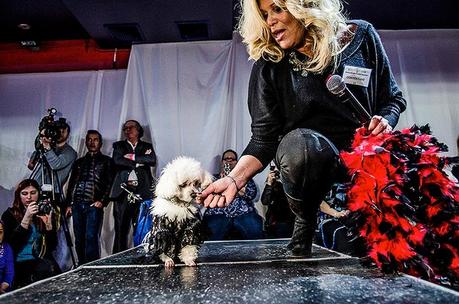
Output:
[66,152,114,207]
[109,140,156,200]
[242,20,407,167]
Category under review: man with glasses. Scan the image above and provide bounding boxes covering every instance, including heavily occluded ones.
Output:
[109,120,156,253]
[203,149,264,240]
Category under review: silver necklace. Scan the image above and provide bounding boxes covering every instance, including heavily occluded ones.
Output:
[288,51,309,77]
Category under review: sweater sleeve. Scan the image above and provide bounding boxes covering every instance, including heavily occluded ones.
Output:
[112,142,136,169]
[134,143,157,167]
[44,145,77,171]
[1,210,30,255]
[242,60,284,168]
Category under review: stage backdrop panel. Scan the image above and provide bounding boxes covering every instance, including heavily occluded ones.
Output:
[120,34,254,172]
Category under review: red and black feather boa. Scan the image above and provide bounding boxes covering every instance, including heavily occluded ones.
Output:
[340,125,459,288]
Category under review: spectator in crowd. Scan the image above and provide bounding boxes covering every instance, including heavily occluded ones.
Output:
[261,164,294,238]
[203,149,264,240]
[66,130,114,264]
[1,179,59,289]
[28,120,77,198]
[110,120,156,253]
[315,184,365,256]
[27,119,77,272]
[0,220,14,293]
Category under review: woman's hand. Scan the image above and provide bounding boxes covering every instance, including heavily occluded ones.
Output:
[23,202,38,221]
[21,201,38,228]
[333,210,350,218]
[367,115,392,135]
[197,155,262,208]
[37,212,53,231]
[198,176,239,208]
[266,171,277,186]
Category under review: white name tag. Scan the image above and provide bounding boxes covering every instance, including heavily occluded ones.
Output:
[342,66,372,87]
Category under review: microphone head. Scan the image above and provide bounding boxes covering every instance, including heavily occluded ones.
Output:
[326,74,346,95]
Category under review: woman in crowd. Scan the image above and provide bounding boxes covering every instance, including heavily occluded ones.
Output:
[201,0,406,256]
[1,179,59,289]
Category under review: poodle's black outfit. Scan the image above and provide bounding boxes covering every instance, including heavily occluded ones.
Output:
[145,207,203,261]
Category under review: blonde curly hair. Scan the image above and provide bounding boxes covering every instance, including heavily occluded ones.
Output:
[237,0,347,74]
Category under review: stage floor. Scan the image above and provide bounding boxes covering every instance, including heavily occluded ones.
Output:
[1,239,458,303]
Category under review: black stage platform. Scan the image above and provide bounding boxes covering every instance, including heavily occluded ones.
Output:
[1,239,458,303]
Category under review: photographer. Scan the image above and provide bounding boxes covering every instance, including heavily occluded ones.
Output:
[260,164,294,238]
[28,119,77,197]
[1,179,59,289]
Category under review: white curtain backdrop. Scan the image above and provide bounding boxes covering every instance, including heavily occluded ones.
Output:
[120,34,253,172]
[1,30,458,260]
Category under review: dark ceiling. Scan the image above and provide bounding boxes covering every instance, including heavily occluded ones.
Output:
[1,0,458,49]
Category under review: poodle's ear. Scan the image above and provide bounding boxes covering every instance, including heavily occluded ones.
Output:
[155,165,178,199]
[200,170,214,190]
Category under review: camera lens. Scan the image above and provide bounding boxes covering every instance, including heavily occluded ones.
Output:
[37,201,52,215]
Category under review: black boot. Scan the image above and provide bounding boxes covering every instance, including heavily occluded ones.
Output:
[286,197,318,257]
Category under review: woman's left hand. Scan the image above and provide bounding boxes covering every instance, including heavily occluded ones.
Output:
[367,115,392,135]
[37,213,53,231]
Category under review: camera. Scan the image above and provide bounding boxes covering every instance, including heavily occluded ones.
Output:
[37,197,53,215]
[35,108,68,151]
[36,184,53,216]
[37,200,52,216]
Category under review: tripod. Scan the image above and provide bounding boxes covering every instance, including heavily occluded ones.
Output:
[29,148,77,268]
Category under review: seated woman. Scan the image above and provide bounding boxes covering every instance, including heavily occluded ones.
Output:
[315,184,365,257]
[1,179,59,289]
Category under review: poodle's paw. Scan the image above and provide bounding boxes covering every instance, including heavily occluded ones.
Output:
[160,254,175,268]
[183,258,197,267]
[164,258,175,268]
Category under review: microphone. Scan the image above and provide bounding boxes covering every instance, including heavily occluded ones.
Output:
[326,75,371,124]
[120,183,143,203]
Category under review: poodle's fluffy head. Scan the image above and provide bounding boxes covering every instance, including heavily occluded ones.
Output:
[155,156,213,204]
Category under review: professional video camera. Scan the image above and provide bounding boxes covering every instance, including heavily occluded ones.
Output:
[35,108,68,151]
[36,184,53,216]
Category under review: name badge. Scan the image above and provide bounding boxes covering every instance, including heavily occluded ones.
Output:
[342,66,372,87]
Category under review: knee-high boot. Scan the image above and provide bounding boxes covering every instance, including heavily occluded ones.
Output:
[286,197,319,257]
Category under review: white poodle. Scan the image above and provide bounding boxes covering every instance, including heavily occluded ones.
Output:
[144,156,213,267]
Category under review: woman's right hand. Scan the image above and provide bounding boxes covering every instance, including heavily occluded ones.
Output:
[198,176,239,208]
[24,201,39,221]
[334,210,350,218]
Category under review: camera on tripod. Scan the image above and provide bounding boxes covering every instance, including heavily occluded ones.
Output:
[35,108,68,151]
[36,184,53,216]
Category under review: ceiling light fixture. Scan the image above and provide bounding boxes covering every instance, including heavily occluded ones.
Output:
[17,23,31,30]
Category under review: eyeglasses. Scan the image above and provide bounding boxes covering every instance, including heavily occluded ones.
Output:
[223,157,236,161]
